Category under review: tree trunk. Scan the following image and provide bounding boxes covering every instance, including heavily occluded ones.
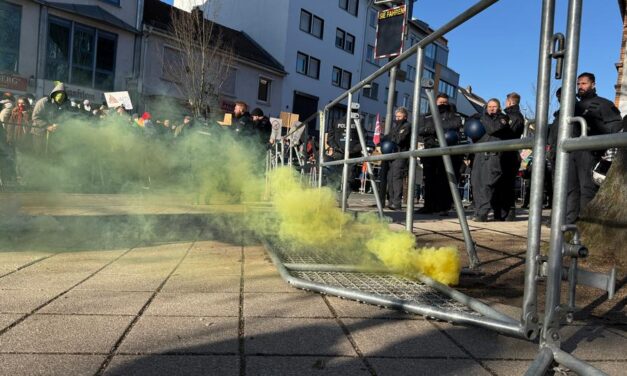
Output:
[578,149,627,270]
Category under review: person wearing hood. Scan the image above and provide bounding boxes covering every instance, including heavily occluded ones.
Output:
[470,98,510,222]
[382,107,412,211]
[31,82,67,154]
[564,72,622,224]
[417,93,463,215]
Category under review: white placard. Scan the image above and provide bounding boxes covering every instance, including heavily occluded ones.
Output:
[270,117,283,140]
[104,91,133,110]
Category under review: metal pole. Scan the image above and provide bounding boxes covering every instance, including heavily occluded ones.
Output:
[522,0,556,336]
[524,347,554,376]
[353,118,385,217]
[405,47,425,230]
[318,110,326,188]
[340,92,353,211]
[385,65,398,135]
[552,349,608,376]
[322,138,535,166]
[542,0,583,348]
[562,132,627,151]
[425,88,479,269]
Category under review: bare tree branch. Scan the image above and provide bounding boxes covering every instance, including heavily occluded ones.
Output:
[165,0,234,119]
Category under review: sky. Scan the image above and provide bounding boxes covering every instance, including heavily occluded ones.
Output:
[161,0,622,115]
[412,0,623,115]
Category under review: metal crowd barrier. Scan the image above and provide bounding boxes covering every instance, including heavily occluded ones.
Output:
[264,0,627,374]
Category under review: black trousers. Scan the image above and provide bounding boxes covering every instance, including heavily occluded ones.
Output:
[471,153,501,217]
[387,158,407,207]
[422,155,463,212]
[378,161,389,204]
[493,151,520,219]
[566,150,599,224]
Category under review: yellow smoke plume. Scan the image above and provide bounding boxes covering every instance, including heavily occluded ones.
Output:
[266,167,461,285]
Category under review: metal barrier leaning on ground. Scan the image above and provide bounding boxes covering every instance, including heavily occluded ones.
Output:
[264,0,627,374]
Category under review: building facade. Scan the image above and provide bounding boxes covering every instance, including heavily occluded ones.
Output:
[0,0,142,104]
[175,0,460,133]
[140,0,286,119]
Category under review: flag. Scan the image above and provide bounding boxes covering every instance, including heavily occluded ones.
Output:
[373,113,381,145]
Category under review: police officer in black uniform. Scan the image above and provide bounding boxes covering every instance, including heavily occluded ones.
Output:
[382,107,411,210]
[232,101,254,136]
[325,115,365,203]
[418,93,463,215]
[566,72,622,224]
[250,107,273,148]
[471,99,510,222]
[496,92,525,221]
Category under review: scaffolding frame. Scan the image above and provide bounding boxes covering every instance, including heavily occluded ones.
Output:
[265,1,627,374]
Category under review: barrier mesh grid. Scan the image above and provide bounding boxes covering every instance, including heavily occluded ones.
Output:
[272,244,477,315]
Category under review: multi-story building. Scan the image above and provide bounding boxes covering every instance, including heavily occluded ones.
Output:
[0,0,143,104]
[140,0,286,118]
[174,0,460,133]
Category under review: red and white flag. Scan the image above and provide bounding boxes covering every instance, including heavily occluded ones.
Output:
[373,114,381,145]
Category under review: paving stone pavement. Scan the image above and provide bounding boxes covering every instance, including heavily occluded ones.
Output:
[0,194,625,375]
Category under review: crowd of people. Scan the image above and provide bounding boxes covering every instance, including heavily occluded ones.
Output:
[1,72,623,225]
[0,83,274,191]
[324,72,623,225]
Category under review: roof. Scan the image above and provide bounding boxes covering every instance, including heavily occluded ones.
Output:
[458,86,486,113]
[143,0,285,74]
[44,1,138,34]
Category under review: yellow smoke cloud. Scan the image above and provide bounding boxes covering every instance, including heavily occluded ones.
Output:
[266,167,461,285]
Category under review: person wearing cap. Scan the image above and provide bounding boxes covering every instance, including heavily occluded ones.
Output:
[31,82,67,154]
[250,107,273,147]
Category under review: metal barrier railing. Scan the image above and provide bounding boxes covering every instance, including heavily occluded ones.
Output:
[265,0,627,374]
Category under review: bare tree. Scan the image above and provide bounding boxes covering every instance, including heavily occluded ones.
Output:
[165,0,234,119]
[579,150,627,269]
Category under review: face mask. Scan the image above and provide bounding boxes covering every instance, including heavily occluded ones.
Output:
[53,92,66,104]
[438,104,450,113]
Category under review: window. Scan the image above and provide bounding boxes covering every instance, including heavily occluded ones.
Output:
[407,65,416,82]
[299,9,323,39]
[162,46,182,82]
[368,8,377,28]
[257,77,271,102]
[299,10,311,32]
[0,2,21,72]
[366,45,379,66]
[335,29,344,49]
[425,43,436,69]
[438,80,456,99]
[423,69,434,81]
[363,82,379,100]
[408,35,418,47]
[296,52,320,79]
[339,0,358,16]
[420,97,429,114]
[45,17,117,90]
[335,28,355,54]
[332,66,351,89]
